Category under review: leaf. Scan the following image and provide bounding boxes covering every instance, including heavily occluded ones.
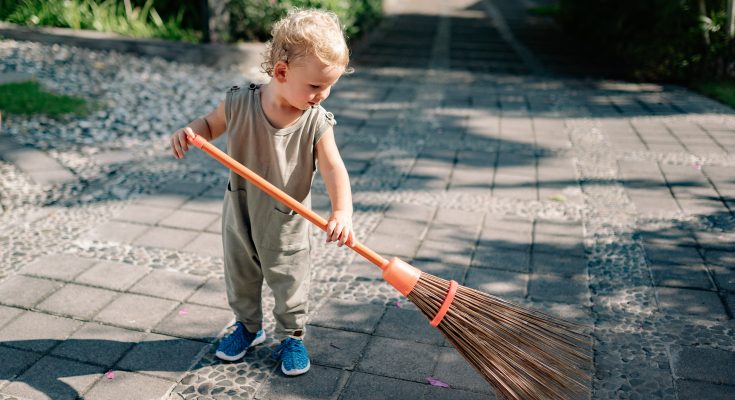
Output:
[426,377,450,388]
[550,194,567,203]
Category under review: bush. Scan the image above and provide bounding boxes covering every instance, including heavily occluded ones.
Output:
[558,0,732,82]
[229,0,382,43]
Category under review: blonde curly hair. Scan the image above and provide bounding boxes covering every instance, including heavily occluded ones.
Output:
[261,9,352,76]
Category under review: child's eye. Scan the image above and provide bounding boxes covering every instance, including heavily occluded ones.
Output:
[310,84,321,89]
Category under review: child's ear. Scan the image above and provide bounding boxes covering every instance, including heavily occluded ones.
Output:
[274,61,288,83]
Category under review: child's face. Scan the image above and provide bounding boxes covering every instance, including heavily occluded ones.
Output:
[281,54,343,110]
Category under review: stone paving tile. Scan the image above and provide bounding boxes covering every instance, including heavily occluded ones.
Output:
[709,265,735,292]
[465,268,528,301]
[115,332,209,381]
[2,355,103,400]
[415,239,474,268]
[94,293,179,331]
[0,346,42,387]
[181,196,223,213]
[0,312,83,353]
[650,263,714,290]
[187,277,229,309]
[645,244,705,266]
[308,298,385,334]
[433,347,493,394]
[18,254,96,281]
[701,249,735,267]
[112,203,174,225]
[0,305,23,330]
[675,380,735,400]
[412,259,467,283]
[363,232,421,260]
[372,217,428,239]
[158,209,220,231]
[424,385,497,400]
[83,370,175,400]
[153,303,232,341]
[0,275,63,308]
[339,372,429,400]
[50,322,145,368]
[528,272,589,304]
[374,306,445,346]
[303,325,370,370]
[425,224,478,246]
[74,260,150,291]
[671,346,735,384]
[184,231,224,258]
[656,287,728,321]
[36,283,118,320]
[132,226,199,250]
[134,192,192,209]
[532,253,588,276]
[128,269,206,302]
[255,364,348,400]
[357,336,440,382]
[472,247,530,273]
[83,220,149,244]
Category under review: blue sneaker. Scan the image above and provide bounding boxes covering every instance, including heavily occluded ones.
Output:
[215,322,266,361]
[273,337,310,376]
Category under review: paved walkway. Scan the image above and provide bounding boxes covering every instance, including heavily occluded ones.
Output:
[1,1,734,399]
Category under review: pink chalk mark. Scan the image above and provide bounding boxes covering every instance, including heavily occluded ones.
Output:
[426,377,450,388]
[105,370,115,380]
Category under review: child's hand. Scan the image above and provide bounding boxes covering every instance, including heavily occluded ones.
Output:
[170,127,194,159]
[326,210,354,247]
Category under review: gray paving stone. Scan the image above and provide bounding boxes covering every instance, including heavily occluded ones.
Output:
[304,325,370,369]
[650,263,714,290]
[363,232,421,260]
[676,380,735,400]
[84,370,175,400]
[158,209,219,231]
[181,196,223,213]
[374,306,445,346]
[113,204,173,225]
[533,233,586,258]
[0,275,63,308]
[656,287,728,321]
[115,332,208,381]
[639,227,698,248]
[529,272,589,304]
[132,226,199,250]
[692,230,735,251]
[356,336,439,382]
[309,298,385,334]
[205,216,223,234]
[415,239,473,267]
[0,312,83,352]
[339,372,428,400]
[373,217,428,239]
[645,244,705,265]
[19,254,96,281]
[183,231,223,258]
[187,277,229,309]
[426,224,478,245]
[344,257,384,281]
[255,364,348,400]
[535,220,583,237]
[50,322,145,368]
[83,220,149,244]
[532,253,588,276]
[2,356,102,400]
[435,208,484,228]
[472,247,530,273]
[128,269,206,301]
[36,283,119,319]
[412,259,467,283]
[424,385,497,400]
[433,347,492,393]
[709,265,735,292]
[702,249,735,267]
[0,147,63,171]
[94,293,179,331]
[74,260,150,291]
[0,346,42,383]
[0,305,23,330]
[154,303,232,341]
[465,268,528,300]
[671,346,735,384]
[134,192,191,208]
[384,202,436,222]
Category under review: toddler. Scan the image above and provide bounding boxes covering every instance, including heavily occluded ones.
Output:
[169,8,354,376]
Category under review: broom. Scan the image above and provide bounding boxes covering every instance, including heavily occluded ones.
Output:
[185,132,592,400]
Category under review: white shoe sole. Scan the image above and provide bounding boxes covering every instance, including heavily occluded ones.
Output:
[281,360,310,376]
[215,331,266,361]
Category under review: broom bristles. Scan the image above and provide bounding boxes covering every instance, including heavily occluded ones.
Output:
[408,273,592,400]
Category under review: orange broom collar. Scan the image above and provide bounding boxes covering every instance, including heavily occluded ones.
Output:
[430,280,458,327]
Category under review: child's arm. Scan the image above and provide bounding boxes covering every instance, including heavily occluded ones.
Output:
[170,101,226,159]
[316,126,355,247]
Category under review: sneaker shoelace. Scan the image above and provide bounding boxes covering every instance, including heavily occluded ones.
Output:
[272,338,304,361]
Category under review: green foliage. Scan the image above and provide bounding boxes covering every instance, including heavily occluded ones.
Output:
[0,0,200,42]
[0,80,90,118]
[229,0,382,42]
[695,80,735,109]
[528,4,559,17]
[558,0,732,82]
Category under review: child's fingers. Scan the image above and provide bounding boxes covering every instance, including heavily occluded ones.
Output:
[326,219,337,242]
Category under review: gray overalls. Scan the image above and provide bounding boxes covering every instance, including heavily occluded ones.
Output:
[222,83,334,337]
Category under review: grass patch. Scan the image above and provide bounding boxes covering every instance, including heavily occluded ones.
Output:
[528,4,560,17]
[694,80,735,109]
[0,80,90,118]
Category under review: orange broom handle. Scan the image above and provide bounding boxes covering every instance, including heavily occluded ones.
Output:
[186,132,390,270]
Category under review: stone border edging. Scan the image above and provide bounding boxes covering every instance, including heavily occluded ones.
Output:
[0,22,266,73]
